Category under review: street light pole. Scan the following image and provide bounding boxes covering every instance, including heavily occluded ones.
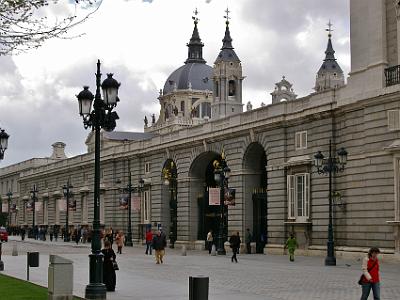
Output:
[76,60,120,300]
[6,190,12,227]
[213,152,230,255]
[30,184,38,239]
[63,181,73,242]
[162,161,177,248]
[0,128,10,161]
[314,140,348,266]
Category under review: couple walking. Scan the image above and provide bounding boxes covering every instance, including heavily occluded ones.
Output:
[146,229,167,264]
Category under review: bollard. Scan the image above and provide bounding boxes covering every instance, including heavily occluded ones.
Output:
[189,276,209,300]
[48,255,73,300]
[210,244,216,256]
[0,241,4,271]
[181,245,187,256]
[12,242,18,256]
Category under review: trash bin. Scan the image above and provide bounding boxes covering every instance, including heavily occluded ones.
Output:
[189,276,209,300]
[28,252,39,267]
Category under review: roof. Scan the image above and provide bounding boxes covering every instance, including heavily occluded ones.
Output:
[317,36,343,74]
[215,21,240,63]
[163,63,213,95]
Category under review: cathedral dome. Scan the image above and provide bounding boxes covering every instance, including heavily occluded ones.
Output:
[163,62,213,95]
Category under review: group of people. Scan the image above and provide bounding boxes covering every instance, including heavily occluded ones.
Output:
[145,228,167,264]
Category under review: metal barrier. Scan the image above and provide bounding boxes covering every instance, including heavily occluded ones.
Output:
[189,276,209,300]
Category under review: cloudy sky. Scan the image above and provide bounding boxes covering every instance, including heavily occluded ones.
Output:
[0,0,350,167]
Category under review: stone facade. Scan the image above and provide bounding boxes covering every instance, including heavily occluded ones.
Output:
[1,1,400,260]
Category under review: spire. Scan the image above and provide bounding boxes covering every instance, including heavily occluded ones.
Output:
[185,8,206,64]
[324,20,336,61]
[214,8,240,63]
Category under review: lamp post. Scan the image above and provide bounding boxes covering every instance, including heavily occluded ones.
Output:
[62,181,73,242]
[213,152,230,255]
[314,140,348,266]
[6,190,12,227]
[76,59,120,300]
[0,128,10,160]
[123,175,144,247]
[30,184,38,239]
[163,161,177,248]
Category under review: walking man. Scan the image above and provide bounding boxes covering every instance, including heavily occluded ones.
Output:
[285,234,298,262]
[152,230,167,264]
[245,228,252,254]
[145,229,153,255]
[206,229,213,254]
[229,231,241,263]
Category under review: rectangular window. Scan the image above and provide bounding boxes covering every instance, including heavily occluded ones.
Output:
[81,195,88,224]
[145,162,151,174]
[388,110,400,130]
[142,190,151,223]
[295,131,307,150]
[287,173,310,221]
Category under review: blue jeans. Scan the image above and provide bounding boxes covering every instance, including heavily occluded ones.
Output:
[145,242,152,255]
[361,282,380,300]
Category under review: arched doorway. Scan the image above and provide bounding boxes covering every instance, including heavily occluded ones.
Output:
[161,159,177,248]
[243,142,267,253]
[189,151,225,243]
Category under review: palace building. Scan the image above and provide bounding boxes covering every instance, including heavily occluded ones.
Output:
[1,0,400,259]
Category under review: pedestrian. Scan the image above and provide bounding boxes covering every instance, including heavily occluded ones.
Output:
[102,240,117,292]
[115,231,125,254]
[20,226,25,241]
[285,234,298,262]
[54,226,58,242]
[245,228,252,254]
[152,230,167,264]
[145,229,153,255]
[229,231,241,263]
[206,229,213,254]
[75,227,81,245]
[360,247,381,300]
[49,226,53,242]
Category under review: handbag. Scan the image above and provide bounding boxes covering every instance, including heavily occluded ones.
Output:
[112,261,119,271]
[358,260,377,285]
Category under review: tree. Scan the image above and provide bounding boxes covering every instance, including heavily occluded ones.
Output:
[0,0,102,55]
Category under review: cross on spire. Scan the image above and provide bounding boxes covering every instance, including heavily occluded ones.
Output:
[192,8,199,23]
[224,7,231,23]
[326,20,333,37]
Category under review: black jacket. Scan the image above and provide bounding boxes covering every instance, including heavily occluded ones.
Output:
[229,235,241,249]
[152,233,167,250]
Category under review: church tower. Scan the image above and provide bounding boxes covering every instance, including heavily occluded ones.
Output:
[314,21,345,92]
[211,9,244,120]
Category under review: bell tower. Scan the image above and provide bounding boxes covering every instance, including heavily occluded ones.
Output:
[211,9,244,120]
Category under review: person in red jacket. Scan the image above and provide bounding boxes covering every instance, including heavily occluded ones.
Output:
[145,229,153,255]
[360,247,381,300]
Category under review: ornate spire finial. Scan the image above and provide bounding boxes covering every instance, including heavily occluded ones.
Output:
[326,20,333,38]
[224,7,231,24]
[192,8,199,24]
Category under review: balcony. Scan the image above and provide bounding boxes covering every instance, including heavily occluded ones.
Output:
[385,65,400,87]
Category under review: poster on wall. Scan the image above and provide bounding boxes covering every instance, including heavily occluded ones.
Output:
[119,195,129,210]
[1,203,8,212]
[35,201,42,212]
[132,195,140,212]
[58,199,67,212]
[68,199,77,211]
[209,188,220,206]
[224,188,236,206]
[26,200,34,212]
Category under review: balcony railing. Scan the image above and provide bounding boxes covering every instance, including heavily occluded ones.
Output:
[385,65,400,87]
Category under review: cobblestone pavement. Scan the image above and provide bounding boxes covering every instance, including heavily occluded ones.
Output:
[1,237,400,300]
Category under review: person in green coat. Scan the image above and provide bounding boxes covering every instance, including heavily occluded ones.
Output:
[285,234,298,262]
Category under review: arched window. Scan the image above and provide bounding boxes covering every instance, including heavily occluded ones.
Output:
[180,101,185,116]
[228,80,236,96]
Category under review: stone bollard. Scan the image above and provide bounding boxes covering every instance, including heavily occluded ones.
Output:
[48,255,73,300]
[210,244,216,256]
[181,245,187,256]
[12,242,18,256]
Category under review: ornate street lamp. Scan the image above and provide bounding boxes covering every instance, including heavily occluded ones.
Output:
[213,151,231,255]
[76,60,120,300]
[0,128,10,160]
[162,161,177,248]
[314,140,348,266]
[62,181,73,242]
[123,174,144,247]
[6,190,13,227]
[30,184,38,239]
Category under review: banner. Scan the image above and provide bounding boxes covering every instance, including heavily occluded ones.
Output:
[11,203,17,212]
[35,201,42,212]
[224,188,236,206]
[26,200,34,212]
[58,199,67,212]
[1,203,8,212]
[68,199,77,211]
[119,195,129,210]
[132,195,140,212]
[209,188,220,206]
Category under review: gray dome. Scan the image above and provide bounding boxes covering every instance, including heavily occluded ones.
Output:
[163,63,213,95]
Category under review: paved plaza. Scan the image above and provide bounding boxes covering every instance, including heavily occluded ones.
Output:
[1,237,400,300]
